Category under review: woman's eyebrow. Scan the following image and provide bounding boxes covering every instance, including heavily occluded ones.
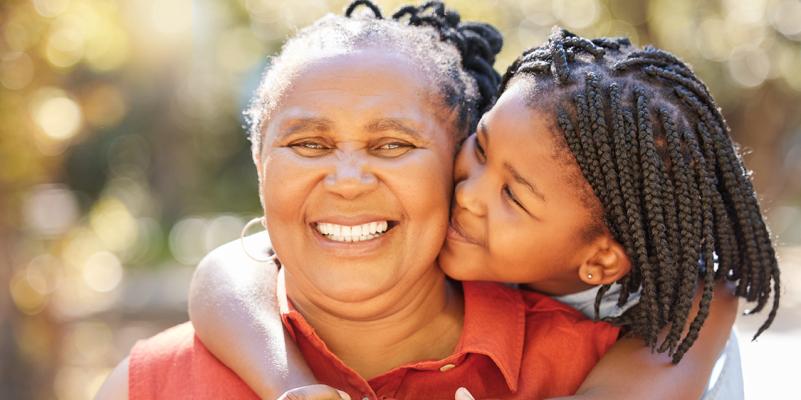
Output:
[365,118,427,141]
[504,161,546,202]
[278,117,333,137]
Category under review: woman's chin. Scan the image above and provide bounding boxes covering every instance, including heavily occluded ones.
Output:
[306,273,401,304]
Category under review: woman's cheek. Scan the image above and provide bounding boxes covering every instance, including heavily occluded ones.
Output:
[260,152,325,216]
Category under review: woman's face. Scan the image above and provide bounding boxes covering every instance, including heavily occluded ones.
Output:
[258,49,455,303]
[439,82,602,295]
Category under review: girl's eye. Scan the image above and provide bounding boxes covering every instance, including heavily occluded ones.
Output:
[473,134,486,162]
[503,184,526,210]
[372,141,415,157]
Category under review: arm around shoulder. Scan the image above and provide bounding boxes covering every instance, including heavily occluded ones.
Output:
[553,281,738,400]
[95,357,129,400]
[188,234,319,399]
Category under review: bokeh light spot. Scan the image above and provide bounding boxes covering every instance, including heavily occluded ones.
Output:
[89,196,138,253]
[729,46,771,87]
[23,184,79,236]
[552,0,600,29]
[45,26,86,68]
[771,0,801,37]
[31,90,83,140]
[169,217,208,265]
[10,271,48,315]
[82,251,124,293]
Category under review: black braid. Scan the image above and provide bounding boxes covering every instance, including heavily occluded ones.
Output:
[345,0,383,18]
[501,27,780,362]
[383,1,503,114]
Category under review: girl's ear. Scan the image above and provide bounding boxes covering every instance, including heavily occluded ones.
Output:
[577,234,631,286]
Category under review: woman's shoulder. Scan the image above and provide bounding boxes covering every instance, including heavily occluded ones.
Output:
[131,322,196,361]
[124,322,259,400]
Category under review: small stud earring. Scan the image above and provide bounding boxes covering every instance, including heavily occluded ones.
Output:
[587,273,593,279]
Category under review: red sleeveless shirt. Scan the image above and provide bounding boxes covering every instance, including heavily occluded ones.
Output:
[129,322,259,400]
[129,282,618,399]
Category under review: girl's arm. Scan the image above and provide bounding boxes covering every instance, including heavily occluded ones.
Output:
[188,234,344,400]
[554,281,739,400]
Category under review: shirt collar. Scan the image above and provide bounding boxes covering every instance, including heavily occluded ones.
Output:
[276,270,526,392]
[457,281,525,391]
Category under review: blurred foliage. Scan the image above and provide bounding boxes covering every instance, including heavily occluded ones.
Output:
[1,0,800,399]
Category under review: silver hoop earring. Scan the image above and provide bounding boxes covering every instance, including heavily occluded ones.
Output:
[240,217,277,263]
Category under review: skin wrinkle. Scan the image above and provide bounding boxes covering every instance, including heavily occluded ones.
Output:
[257,48,465,379]
[247,11,492,155]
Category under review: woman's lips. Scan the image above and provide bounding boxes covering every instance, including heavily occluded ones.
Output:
[307,219,399,258]
[447,216,483,246]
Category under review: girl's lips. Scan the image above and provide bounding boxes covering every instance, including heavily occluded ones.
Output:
[447,217,483,246]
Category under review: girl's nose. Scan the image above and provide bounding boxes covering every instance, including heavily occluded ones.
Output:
[454,174,487,217]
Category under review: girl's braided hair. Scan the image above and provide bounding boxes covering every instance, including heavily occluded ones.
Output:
[502,27,779,363]
[246,0,502,153]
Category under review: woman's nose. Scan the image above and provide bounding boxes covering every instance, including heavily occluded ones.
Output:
[454,174,486,216]
[324,151,378,199]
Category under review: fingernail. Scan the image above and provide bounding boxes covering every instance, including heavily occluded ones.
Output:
[456,387,475,400]
[337,390,352,400]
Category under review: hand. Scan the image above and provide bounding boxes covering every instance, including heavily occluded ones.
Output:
[276,384,351,400]
[454,387,476,400]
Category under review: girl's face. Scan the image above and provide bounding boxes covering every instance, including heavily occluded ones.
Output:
[439,82,605,295]
[258,49,456,304]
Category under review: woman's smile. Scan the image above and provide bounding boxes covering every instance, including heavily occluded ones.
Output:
[307,216,400,257]
[259,49,456,302]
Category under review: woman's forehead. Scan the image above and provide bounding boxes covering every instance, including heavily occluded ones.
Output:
[267,50,455,135]
[288,49,431,92]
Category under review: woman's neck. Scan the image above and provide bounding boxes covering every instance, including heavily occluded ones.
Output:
[285,266,464,379]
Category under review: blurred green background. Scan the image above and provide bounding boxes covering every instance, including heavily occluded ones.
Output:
[1,0,800,399]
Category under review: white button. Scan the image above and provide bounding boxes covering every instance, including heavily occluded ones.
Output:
[439,363,456,372]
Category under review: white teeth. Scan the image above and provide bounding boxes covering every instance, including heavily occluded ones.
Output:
[315,220,391,242]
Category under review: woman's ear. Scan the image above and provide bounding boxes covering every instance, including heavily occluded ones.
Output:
[578,234,631,286]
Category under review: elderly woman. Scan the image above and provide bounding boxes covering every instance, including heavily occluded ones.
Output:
[95,3,621,400]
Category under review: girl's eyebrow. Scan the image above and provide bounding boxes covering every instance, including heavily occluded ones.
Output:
[479,119,545,201]
[478,120,489,145]
[504,161,546,202]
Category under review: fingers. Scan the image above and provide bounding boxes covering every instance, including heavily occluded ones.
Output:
[276,384,351,400]
[454,386,476,400]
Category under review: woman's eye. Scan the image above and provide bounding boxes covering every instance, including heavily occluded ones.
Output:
[372,141,415,157]
[473,135,486,162]
[288,140,331,156]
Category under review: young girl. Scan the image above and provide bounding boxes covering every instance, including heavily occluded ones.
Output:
[188,4,779,400]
